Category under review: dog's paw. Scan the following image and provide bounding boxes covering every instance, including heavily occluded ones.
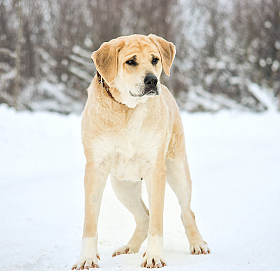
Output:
[141,253,166,268]
[112,245,134,257]
[72,255,100,270]
[190,241,210,255]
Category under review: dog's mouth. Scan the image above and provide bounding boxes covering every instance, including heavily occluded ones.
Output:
[143,86,159,96]
[129,87,159,98]
[129,73,159,98]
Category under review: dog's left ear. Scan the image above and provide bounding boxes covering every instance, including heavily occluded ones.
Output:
[148,34,176,76]
[91,39,124,83]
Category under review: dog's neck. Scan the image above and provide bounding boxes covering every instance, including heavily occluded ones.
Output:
[96,71,124,105]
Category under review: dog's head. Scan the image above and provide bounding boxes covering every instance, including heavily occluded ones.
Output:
[91,34,176,108]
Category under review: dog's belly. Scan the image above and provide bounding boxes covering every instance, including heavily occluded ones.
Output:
[110,153,149,181]
[108,130,159,180]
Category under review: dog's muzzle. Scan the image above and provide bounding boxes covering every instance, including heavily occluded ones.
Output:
[129,73,159,98]
[143,73,159,96]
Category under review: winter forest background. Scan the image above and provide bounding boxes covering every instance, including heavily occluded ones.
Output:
[1,0,280,114]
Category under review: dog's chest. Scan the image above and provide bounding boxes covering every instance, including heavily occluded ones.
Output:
[110,128,153,181]
[94,104,161,180]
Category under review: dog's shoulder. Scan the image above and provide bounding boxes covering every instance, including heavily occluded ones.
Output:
[160,84,181,122]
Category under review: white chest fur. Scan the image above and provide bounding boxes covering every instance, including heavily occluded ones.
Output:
[90,102,165,181]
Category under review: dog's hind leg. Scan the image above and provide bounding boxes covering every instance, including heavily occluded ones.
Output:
[111,176,149,256]
[166,155,210,255]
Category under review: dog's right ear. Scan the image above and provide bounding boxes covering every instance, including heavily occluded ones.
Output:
[91,39,124,83]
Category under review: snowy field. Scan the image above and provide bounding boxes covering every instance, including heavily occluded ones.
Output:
[1,104,280,271]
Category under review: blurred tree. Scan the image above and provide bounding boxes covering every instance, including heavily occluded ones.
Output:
[0,0,279,112]
[86,0,125,47]
[230,0,280,109]
[13,0,23,110]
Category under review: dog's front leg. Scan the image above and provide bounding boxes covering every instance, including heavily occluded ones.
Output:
[73,162,108,270]
[142,160,167,268]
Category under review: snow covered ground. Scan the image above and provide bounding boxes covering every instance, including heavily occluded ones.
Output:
[1,104,280,271]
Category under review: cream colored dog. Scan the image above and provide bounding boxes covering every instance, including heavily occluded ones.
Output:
[73,34,210,269]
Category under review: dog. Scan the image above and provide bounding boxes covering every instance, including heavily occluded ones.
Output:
[72,34,210,269]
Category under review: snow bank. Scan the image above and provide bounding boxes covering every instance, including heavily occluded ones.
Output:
[248,83,278,111]
[0,105,279,271]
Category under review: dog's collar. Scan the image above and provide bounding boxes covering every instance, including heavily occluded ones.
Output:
[96,71,123,105]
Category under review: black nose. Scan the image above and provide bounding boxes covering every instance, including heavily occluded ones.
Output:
[144,73,158,88]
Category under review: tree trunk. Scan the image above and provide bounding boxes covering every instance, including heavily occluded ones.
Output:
[13,0,23,110]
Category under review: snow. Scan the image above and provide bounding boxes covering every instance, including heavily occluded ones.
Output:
[185,86,246,112]
[0,69,16,83]
[69,54,92,69]
[272,60,279,72]
[0,104,280,271]
[0,48,16,58]
[26,80,83,114]
[68,66,92,83]
[248,84,278,112]
[72,45,92,59]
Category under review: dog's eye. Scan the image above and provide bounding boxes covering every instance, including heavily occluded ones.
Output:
[126,59,137,66]
[152,57,159,65]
